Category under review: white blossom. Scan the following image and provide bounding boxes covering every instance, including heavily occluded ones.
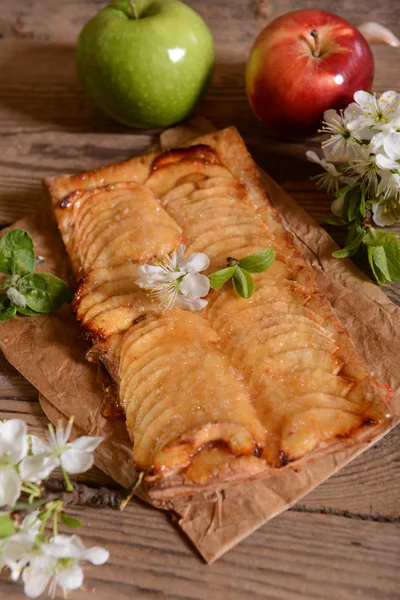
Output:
[320,104,363,161]
[306,150,346,194]
[346,144,382,196]
[20,418,103,479]
[0,420,28,507]
[136,244,210,311]
[21,535,109,599]
[372,198,400,226]
[351,90,400,134]
[0,512,41,582]
[375,132,400,170]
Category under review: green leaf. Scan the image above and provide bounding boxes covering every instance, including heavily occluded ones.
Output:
[208,266,237,290]
[16,306,39,316]
[19,273,73,313]
[367,246,390,285]
[0,514,15,538]
[320,217,346,226]
[380,236,400,280]
[363,229,397,247]
[364,229,400,283]
[342,187,362,223]
[12,498,48,511]
[0,230,35,276]
[332,231,366,259]
[0,295,16,321]
[232,267,255,299]
[60,514,82,528]
[0,305,17,321]
[359,187,366,218]
[237,248,276,273]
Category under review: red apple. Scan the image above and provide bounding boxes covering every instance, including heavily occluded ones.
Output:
[245,9,374,137]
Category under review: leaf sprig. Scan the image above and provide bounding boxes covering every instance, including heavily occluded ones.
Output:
[0,229,73,321]
[208,248,276,298]
[323,186,400,286]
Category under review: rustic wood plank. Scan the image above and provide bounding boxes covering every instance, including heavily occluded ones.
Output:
[1,509,399,600]
[0,1,400,598]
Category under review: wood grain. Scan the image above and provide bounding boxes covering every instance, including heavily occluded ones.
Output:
[0,1,399,598]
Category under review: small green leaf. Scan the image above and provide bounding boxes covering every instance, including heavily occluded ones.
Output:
[320,217,346,226]
[332,231,366,259]
[208,266,237,290]
[359,187,366,218]
[0,514,15,538]
[0,295,16,321]
[364,229,397,247]
[380,236,400,280]
[60,514,82,528]
[0,229,35,276]
[16,306,39,316]
[367,246,390,285]
[19,273,73,313]
[364,230,400,283]
[237,248,276,273]
[343,187,362,223]
[232,267,255,299]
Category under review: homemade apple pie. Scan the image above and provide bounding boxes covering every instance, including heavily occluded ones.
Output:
[47,128,392,500]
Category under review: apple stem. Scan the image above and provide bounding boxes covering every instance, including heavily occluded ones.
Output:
[128,0,139,19]
[301,29,321,57]
[310,30,321,57]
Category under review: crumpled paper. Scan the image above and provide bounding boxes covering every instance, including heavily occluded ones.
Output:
[0,119,398,564]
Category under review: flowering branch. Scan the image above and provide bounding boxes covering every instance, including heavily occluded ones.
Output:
[0,418,111,598]
[307,89,400,285]
[136,245,276,311]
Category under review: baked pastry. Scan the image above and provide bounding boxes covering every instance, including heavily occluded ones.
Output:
[47,127,392,500]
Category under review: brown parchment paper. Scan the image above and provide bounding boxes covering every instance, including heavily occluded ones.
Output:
[0,118,399,564]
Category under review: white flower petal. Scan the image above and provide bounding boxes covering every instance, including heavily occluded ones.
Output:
[0,466,21,507]
[175,296,208,311]
[19,454,59,482]
[0,419,28,463]
[68,436,103,453]
[20,511,41,534]
[27,435,48,455]
[175,244,186,267]
[57,564,83,591]
[83,546,110,565]
[343,102,363,123]
[306,150,323,166]
[378,90,400,112]
[354,90,376,111]
[60,449,93,475]
[180,273,210,298]
[376,154,399,170]
[183,252,210,273]
[372,202,395,227]
[323,108,340,124]
[383,132,400,161]
[22,557,52,598]
[44,535,79,558]
[369,133,386,153]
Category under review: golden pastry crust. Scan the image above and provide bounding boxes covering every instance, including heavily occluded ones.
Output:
[46,127,392,500]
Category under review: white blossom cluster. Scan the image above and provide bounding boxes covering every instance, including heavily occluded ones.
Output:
[306,90,400,226]
[0,419,108,598]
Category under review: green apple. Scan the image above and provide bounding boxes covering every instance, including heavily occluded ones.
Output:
[76,0,215,128]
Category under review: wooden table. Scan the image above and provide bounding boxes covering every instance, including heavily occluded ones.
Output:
[1,1,400,598]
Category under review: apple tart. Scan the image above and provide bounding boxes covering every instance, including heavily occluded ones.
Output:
[47,127,392,500]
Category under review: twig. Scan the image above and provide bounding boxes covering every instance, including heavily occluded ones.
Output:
[42,480,122,509]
